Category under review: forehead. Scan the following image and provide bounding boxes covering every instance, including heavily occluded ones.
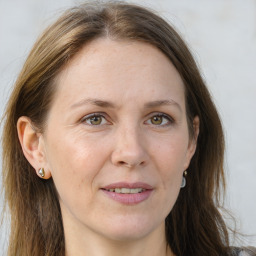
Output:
[53,38,185,110]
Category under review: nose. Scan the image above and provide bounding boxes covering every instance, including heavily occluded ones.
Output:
[111,125,148,169]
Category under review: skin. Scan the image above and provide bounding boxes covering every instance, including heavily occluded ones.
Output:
[18,38,199,256]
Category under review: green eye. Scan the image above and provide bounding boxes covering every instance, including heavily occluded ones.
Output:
[89,116,102,125]
[82,114,107,126]
[146,114,172,126]
[151,116,163,125]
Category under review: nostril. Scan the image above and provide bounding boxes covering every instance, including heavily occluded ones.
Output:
[118,160,145,168]
[118,161,132,168]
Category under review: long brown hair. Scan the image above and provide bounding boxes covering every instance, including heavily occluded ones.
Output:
[1,1,231,255]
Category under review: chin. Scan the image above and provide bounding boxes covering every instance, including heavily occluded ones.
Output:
[103,229,152,242]
[99,215,163,242]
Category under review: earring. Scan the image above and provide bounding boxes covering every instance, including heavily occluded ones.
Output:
[38,168,45,178]
[181,170,187,188]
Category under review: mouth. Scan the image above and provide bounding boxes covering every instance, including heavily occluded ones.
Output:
[101,182,153,205]
[103,188,146,194]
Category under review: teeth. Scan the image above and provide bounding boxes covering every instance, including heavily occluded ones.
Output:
[107,188,145,193]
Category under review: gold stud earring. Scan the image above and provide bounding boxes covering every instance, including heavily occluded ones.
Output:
[38,168,45,178]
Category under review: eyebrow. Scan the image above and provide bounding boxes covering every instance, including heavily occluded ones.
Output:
[71,98,116,109]
[144,100,182,112]
[70,98,181,111]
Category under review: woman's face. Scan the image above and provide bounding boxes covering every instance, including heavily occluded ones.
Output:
[40,38,198,241]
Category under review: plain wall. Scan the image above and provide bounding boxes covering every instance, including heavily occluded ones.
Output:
[1,0,256,248]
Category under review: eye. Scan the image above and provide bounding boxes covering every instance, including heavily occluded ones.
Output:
[146,113,173,126]
[81,114,108,126]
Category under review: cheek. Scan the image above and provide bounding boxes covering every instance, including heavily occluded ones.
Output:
[43,130,112,200]
[151,133,189,194]
[43,133,112,219]
[153,134,189,171]
[151,144,185,219]
[45,128,109,172]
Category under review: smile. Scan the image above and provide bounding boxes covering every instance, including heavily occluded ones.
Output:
[101,182,153,205]
[105,188,146,194]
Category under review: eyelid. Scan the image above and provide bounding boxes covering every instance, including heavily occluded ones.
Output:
[145,112,174,126]
[79,111,174,127]
[80,112,110,125]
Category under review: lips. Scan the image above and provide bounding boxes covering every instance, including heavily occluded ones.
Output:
[101,182,153,205]
[105,188,146,193]
[103,182,153,190]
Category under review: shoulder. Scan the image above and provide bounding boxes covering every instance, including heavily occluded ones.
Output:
[231,247,256,256]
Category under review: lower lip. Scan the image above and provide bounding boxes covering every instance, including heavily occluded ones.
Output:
[101,189,153,205]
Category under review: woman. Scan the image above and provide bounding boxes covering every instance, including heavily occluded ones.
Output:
[1,1,255,255]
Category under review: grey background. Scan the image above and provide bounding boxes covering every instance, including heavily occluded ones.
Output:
[1,0,256,248]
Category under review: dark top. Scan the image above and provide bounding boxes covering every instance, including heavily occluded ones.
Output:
[232,247,256,256]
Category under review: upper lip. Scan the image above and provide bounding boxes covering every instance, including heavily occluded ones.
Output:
[102,182,153,190]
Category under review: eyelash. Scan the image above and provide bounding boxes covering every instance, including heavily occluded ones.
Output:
[145,113,174,127]
[80,112,174,127]
[80,113,109,126]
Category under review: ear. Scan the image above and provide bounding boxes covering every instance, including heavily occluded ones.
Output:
[184,116,200,170]
[17,116,51,179]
